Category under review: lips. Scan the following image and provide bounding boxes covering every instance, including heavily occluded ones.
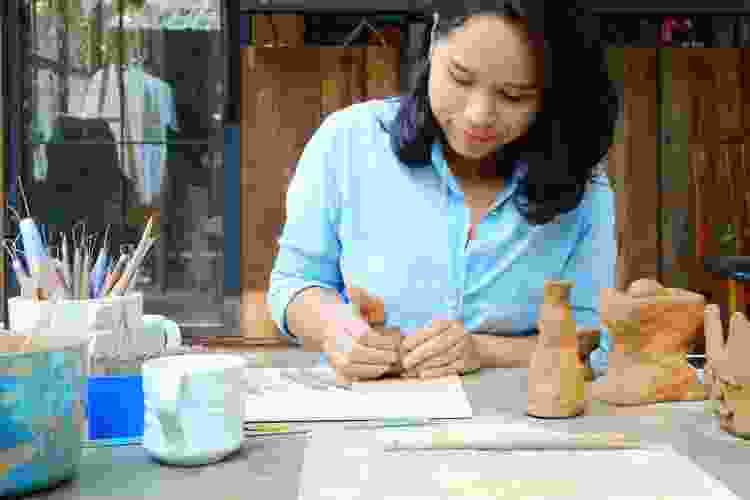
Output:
[464,130,497,143]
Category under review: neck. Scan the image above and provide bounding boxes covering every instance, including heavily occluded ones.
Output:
[444,148,501,184]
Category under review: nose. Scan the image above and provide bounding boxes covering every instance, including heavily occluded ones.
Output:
[464,90,498,129]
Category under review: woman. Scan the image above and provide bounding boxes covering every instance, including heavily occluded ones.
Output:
[267,1,620,382]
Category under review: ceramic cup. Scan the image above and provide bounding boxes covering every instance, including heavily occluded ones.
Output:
[8,293,147,360]
[141,354,250,466]
[0,332,88,497]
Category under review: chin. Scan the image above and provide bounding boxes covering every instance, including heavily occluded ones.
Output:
[449,137,498,160]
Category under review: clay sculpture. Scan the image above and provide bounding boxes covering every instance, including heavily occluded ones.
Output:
[346,286,403,376]
[527,280,586,418]
[704,304,750,439]
[590,278,707,405]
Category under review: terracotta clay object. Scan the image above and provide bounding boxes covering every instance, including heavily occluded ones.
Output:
[704,304,750,439]
[347,286,386,326]
[590,279,707,406]
[527,280,586,418]
[346,286,403,376]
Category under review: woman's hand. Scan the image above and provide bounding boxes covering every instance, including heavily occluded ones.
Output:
[346,285,404,377]
[319,301,400,384]
[401,319,481,379]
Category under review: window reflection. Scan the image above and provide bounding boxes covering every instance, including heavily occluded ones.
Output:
[27,0,225,324]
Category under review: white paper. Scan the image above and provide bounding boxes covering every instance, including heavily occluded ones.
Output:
[244,368,473,422]
[298,425,742,500]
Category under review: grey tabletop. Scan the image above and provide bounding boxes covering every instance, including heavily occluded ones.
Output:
[25,349,750,500]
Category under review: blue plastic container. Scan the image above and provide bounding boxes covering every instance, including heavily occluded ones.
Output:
[87,376,144,440]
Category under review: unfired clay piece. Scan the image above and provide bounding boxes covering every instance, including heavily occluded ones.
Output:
[590,279,707,406]
[527,280,586,418]
[704,304,750,439]
[346,286,403,376]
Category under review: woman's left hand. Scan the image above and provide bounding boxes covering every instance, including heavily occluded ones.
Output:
[401,319,481,378]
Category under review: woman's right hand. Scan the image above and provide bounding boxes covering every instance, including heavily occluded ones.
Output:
[319,301,400,384]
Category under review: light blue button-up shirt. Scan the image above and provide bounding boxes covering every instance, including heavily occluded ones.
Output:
[268,97,615,374]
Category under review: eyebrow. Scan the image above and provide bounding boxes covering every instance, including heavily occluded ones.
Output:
[450,58,538,90]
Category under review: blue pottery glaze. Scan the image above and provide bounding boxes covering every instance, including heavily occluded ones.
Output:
[0,335,87,497]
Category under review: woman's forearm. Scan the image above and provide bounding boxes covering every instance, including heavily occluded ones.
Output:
[286,287,343,351]
[471,333,538,368]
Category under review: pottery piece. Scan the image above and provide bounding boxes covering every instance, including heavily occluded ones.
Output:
[704,304,750,439]
[590,280,707,405]
[347,286,385,326]
[346,286,403,376]
[527,280,586,418]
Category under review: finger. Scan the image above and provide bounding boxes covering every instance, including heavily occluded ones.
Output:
[327,350,358,382]
[403,324,464,370]
[401,318,454,353]
[726,311,750,358]
[418,354,480,379]
[342,361,391,380]
[349,339,399,365]
[328,346,390,380]
[417,362,460,379]
[412,337,466,370]
[360,327,401,351]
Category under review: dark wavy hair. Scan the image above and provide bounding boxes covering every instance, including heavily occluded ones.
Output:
[378,0,620,225]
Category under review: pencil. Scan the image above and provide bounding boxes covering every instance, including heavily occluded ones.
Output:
[101,253,129,297]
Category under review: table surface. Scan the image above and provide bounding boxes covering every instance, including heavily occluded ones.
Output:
[25,349,750,500]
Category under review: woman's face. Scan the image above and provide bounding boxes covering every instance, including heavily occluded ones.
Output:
[428,15,542,161]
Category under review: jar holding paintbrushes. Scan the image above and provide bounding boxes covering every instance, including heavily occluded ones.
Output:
[5,209,161,369]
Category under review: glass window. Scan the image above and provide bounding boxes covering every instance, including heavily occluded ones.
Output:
[26,0,226,335]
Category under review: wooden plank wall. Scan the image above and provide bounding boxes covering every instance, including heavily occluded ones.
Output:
[240,16,402,343]
[674,50,750,335]
[609,49,660,291]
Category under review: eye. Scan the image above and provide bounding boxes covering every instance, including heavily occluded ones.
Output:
[449,71,472,87]
[503,93,523,102]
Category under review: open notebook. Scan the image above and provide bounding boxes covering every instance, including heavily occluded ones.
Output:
[244,367,473,422]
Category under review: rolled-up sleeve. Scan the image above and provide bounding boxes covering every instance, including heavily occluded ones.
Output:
[267,113,347,345]
[560,174,617,377]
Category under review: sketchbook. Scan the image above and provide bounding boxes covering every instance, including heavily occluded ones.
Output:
[244,367,473,423]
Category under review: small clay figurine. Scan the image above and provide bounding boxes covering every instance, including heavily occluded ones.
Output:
[704,304,750,439]
[527,280,586,418]
[347,286,386,326]
[590,278,707,405]
[346,285,403,376]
